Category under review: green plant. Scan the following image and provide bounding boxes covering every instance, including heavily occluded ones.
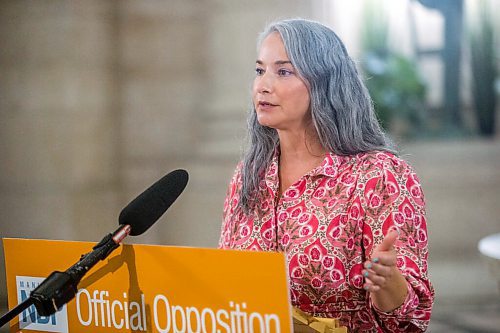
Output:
[362,52,427,133]
[469,0,497,136]
[360,0,427,138]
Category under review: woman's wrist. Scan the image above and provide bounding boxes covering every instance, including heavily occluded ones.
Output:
[369,267,409,312]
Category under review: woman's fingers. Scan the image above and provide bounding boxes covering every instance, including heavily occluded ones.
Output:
[363,248,398,292]
[363,277,380,292]
[363,266,390,288]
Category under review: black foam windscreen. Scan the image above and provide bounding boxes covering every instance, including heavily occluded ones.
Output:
[118,169,189,236]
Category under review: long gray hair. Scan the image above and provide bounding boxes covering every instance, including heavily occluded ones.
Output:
[239,18,395,212]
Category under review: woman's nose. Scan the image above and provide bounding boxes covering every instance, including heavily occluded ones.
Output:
[254,72,273,94]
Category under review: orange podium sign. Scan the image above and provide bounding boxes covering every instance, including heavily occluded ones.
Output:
[3,238,292,333]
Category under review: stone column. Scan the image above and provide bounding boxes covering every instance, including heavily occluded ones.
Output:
[115,0,209,246]
[179,0,320,248]
[0,0,121,301]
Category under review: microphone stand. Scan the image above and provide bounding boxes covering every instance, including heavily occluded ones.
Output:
[0,225,131,328]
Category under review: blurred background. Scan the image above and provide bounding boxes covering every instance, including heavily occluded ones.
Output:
[0,0,499,331]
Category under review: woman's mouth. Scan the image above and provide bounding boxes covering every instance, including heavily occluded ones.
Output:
[258,101,278,110]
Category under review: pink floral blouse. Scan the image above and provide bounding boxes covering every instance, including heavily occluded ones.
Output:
[219,150,434,332]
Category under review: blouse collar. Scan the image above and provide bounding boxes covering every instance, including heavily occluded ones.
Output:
[265,149,349,185]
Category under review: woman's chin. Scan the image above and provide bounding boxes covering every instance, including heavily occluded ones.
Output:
[256,115,277,129]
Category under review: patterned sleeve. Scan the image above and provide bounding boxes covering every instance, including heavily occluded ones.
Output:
[362,153,434,332]
[218,163,243,249]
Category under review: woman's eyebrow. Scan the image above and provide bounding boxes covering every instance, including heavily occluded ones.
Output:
[256,60,292,65]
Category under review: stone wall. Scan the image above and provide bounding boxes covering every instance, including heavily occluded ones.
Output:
[0,0,319,305]
[0,1,499,325]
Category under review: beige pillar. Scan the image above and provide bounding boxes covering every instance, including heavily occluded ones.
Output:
[0,1,121,301]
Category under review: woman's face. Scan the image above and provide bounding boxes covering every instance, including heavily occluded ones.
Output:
[253,32,311,133]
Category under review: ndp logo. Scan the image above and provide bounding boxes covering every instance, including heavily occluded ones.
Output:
[16,276,69,333]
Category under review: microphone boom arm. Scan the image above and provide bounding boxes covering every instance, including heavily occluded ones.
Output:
[20,224,130,320]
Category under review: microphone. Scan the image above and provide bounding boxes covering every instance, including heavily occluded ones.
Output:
[29,169,189,317]
[120,169,189,236]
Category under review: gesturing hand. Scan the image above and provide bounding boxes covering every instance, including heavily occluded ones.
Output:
[363,229,399,292]
[362,229,409,312]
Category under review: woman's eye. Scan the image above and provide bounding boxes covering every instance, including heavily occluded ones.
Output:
[255,68,264,75]
[278,68,293,76]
